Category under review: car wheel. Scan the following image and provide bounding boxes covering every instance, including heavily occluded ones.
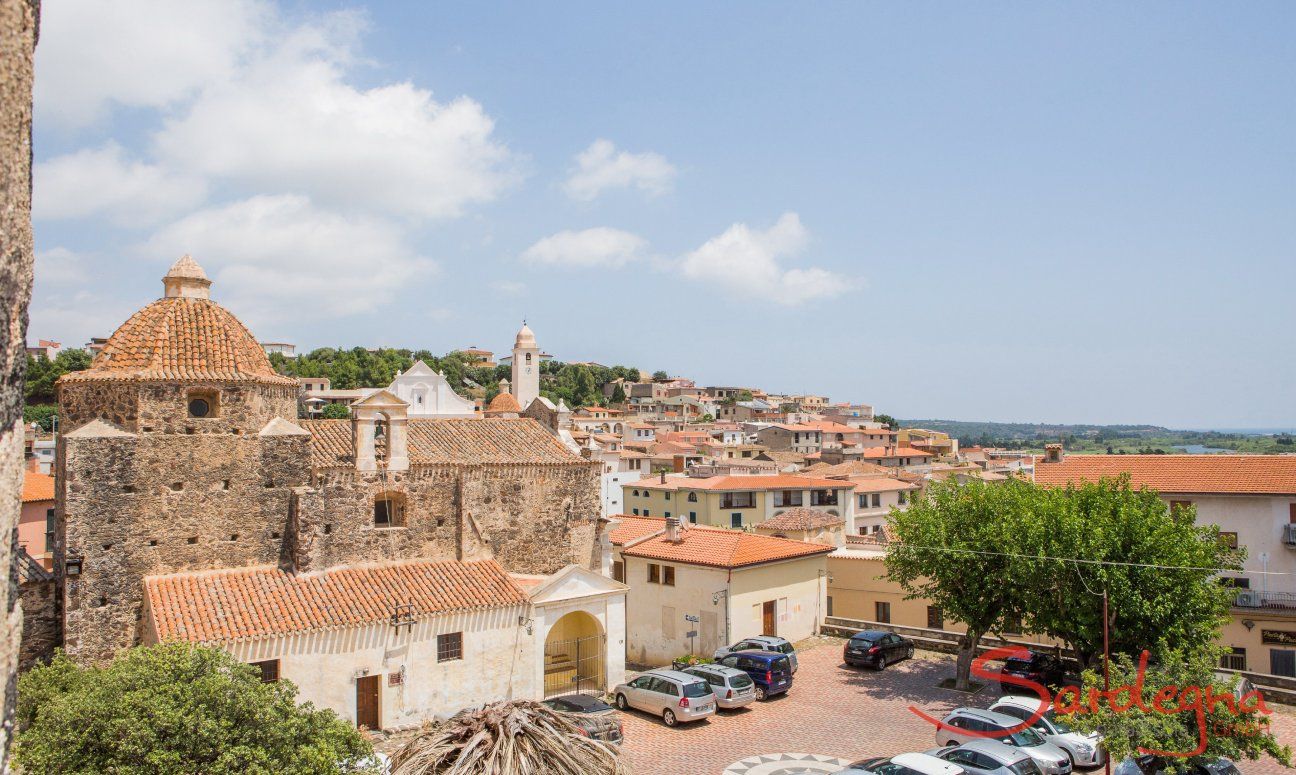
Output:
[906,645,915,659]
[755,686,767,701]
[662,709,677,727]
[615,694,628,711]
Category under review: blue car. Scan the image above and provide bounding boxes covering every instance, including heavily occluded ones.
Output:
[716,649,793,701]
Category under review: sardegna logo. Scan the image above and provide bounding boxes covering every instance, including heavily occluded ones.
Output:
[910,647,1271,758]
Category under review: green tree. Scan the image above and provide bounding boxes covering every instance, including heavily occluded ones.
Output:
[320,403,351,419]
[874,413,899,430]
[1062,648,1290,769]
[885,479,1035,689]
[609,382,627,405]
[651,370,669,382]
[14,645,377,775]
[736,389,754,402]
[23,404,58,432]
[24,349,92,403]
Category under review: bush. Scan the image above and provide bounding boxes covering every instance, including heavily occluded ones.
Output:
[23,404,57,432]
[321,402,351,419]
[15,644,378,775]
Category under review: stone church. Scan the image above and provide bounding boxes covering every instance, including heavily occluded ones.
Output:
[53,256,614,707]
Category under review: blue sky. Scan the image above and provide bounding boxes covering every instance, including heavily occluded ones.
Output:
[30,1,1295,428]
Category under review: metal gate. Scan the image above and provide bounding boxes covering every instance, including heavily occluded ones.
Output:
[544,634,606,697]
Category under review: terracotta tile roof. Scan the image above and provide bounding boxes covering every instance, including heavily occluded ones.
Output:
[634,474,853,492]
[485,391,522,415]
[803,461,892,477]
[608,515,669,546]
[758,508,845,531]
[851,477,920,493]
[21,471,55,503]
[1034,455,1296,496]
[859,446,933,459]
[302,418,592,468]
[146,559,527,644]
[60,297,296,386]
[621,522,833,569]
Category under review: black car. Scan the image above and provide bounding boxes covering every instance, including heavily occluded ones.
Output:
[843,629,915,669]
[998,651,1070,693]
[540,694,623,745]
[1115,756,1239,775]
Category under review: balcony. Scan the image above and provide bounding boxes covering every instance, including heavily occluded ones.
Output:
[811,490,838,506]
[1233,589,1296,612]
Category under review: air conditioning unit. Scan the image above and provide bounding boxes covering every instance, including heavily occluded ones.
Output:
[1235,590,1264,608]
[1284,524,1296,546]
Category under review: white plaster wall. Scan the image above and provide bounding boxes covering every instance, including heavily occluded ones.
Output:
[623,558,730,666]
[1184,495,1296,590]
[730,556,828,644]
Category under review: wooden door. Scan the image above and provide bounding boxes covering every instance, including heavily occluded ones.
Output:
[356,675,381,730]
[762,601,777,636]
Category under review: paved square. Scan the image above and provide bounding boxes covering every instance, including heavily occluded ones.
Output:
[618,637,1296,775]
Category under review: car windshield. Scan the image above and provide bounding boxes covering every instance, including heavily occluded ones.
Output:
[773,642,795,654]
[1004,658,1034,671]
[1009,727,1046,746]
[1042,709,1072,733]
[682,682,711,698]
[852,637,876,646]
[1011,760,1041,775]
[772,656,792,671]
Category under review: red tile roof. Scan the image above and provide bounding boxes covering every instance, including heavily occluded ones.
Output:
[302,418,590,468]
[146,559,527,644]
[21,471,55,503]
[485,391,522,415]
[758,508,845,531]
[621,522,833,569]
[859,446,933,459]
[633,474,852,492]
[851,477,920,493]
[608,515,669,546]
[1034,455,1296,496]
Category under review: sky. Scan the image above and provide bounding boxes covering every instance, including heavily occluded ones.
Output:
[28,1,1296,429]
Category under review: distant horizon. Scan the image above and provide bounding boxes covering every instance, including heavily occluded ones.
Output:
[899,418,1296,437]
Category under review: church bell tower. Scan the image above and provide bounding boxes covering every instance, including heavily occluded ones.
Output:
[511,322,540,410]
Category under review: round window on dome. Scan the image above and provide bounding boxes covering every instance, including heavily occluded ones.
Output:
[187,390,219,419]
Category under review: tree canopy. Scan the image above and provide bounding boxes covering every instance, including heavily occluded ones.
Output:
[14,644,377,775]
[24,349,92,404]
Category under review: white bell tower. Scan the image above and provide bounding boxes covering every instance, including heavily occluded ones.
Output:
[511,321,540,410]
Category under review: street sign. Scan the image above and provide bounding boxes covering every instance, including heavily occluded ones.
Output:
[684,614,699,623]
[685,630,698,639]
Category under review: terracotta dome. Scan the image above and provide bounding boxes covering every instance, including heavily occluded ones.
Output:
[485,391,522,416]
[61,257,295,386]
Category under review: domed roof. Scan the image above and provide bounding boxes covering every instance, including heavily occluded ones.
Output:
[485,391,522,416]
[61,257,295,386]
[514,322,536,349]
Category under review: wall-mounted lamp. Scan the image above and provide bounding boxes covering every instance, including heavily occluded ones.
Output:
[518,615,534,635]
[819,570,834,583]
[712,590,728,606]
[1243,619,1255,631]
[65,556,83,577]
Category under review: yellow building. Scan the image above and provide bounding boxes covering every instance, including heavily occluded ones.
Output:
[623,474,854,529]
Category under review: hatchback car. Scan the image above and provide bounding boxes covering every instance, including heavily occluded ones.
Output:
[715,650,793,700]
[927,740,1043,775]
[541,693,624,745]
[1114,756,1239,775]
[612,669,716,727]
[844,630,915,669]
[834,752,968,775]
[934,708,1072,775]
[714,635,800,673]
[682,663,757,709]
[990,695,1104,767]
[998,651,1070,693]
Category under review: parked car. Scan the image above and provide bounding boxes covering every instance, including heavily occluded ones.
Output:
[715,649,794,700]
[834,752,968,775]
[541,693,624,745]
[927,740,1043,775]
[1114,756,1239,775]
[989,695,1104,767]
[714,635,800,673]
[934,708,1072,775]
[998,651,1071,693]
[612,669,716,727]
[682,663,757,709]
[843,629,915,669]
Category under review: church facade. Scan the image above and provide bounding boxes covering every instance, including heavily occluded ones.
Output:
[53,256,613,714]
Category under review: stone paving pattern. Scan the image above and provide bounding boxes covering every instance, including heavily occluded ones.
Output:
[618,637,1296,775]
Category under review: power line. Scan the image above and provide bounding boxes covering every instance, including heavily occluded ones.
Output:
[889,542,1288,576]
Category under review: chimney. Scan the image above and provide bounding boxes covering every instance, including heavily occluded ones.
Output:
[25,454,40,473]
[665,516,681,542]
[1044,443,1064,464]
[659,470,667,484]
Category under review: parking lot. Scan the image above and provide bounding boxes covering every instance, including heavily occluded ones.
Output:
[618,636,1296,775]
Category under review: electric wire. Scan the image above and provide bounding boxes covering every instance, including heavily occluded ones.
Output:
[888,542,1287,576]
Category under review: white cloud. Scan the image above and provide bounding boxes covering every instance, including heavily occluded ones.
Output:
[35,143,207,226]
[563,139,676,201]
[143,195,435,323]
[35,0,270,128]
[34,247,88,286]
[680,212,851,305]
[521,227,648,268]
[493,281,526,297]
[152,15,517,219]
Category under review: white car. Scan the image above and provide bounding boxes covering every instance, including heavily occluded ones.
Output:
[989,695,1105,768]
[612,669,716,727]
[934,708,1072,775]
[835,752,968,775]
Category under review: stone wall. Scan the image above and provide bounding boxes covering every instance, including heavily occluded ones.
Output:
[59,379,297,435]
[0,0,37,764]
[18,576,57,672]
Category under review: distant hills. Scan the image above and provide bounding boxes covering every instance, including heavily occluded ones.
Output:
[898,420,1294,455]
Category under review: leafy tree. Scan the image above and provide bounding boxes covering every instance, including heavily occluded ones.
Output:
[320,403,351,419]
[1062,648,1290,768]
[885,479,1034,689]
[874,413,899,430]
[24,349,92,403]
[651,370,669,382]
[1017,476,1239,668]
[609,382,627,405]
[14,645,377,774]
[698,413,714,423]
[23,404,58,432]
[736,389,754,402]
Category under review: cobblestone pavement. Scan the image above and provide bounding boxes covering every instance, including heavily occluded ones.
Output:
[618,637,1296,775]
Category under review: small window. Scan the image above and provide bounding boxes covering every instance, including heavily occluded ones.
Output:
[665,492,671,501]
[687,492,698,502]
[648,563,661,583]
[898,491,907,505]
[437,632,463,662]
[875,601,891,623]
[871,493,881,508]
[374,493,406,527]
[664,511,671,518]
[688,512,697,523]
[927,605,944,630]
[187,390,218,418]
[730,513,742,528]
[250,659,280,683]
[1169,499,1193,513]
[663,566,675,586]
[612,560,625,582]
[1219,531,1239,549]
[632,508,639,515]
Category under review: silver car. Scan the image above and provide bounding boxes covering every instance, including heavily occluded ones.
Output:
[835,752,968,775]
[927,739,1044,775]
[714,634,799,673]
[990,695,1105,768]
[682,663,756,709]
[935,708,1072,775]
[612,669,716,727]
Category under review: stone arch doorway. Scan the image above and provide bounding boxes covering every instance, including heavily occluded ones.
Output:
[543,611,605,697]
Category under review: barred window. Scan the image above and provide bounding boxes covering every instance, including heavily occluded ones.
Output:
[437,632,463,662]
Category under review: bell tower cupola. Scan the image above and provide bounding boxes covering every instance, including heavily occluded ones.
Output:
[511,321,540,410]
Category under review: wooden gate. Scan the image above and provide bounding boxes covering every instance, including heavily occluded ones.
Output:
[544,634,605,697]
[356,674,381,730]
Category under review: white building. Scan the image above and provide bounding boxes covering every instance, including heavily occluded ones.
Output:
[511,323,541,410]
[388,360,477,418]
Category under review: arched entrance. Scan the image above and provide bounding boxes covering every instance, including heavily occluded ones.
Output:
[543,611,606,697]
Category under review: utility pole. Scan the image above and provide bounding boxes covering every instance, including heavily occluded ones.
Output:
[1103,589,1111,775]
